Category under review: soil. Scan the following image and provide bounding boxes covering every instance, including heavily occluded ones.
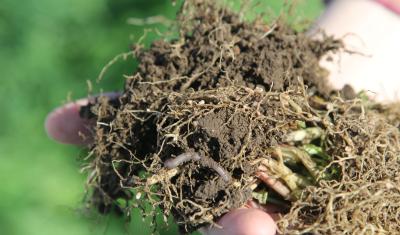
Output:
[80,0,400,234]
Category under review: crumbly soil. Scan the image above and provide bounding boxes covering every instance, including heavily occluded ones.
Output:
[80,0,400,234]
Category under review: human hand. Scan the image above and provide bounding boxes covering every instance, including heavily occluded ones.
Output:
[47,2,400,233]
[45,94,278,235]
[311,0,400,103]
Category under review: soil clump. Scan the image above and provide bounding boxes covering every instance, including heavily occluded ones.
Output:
[81,1,400,234]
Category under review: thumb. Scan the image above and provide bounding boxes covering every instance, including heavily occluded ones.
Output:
[45,92,120,146]
[201,208,277,235]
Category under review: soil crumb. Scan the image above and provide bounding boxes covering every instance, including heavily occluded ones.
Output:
[80,0,400,234]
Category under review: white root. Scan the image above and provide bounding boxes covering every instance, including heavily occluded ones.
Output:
[279,146,320,179]
[146,168,179,185]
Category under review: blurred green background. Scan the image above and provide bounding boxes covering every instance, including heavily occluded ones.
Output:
[0,0,322,234]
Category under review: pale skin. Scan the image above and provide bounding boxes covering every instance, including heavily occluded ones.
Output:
[45,1,400,234]
[312,0,400,103]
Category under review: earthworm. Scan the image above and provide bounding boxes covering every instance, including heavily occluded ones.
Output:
[164,152,201,169]
[164,152,231,182]
[204,158,231,182]
[256,171,291,200]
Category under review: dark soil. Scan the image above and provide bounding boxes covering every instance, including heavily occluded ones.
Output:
[80,1,400,234]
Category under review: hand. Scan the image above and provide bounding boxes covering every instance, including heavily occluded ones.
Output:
[311,0,400,103]
[45,92,120,146]
[45,94,278,235]
[47,1,400,234]
[200,208,277,235]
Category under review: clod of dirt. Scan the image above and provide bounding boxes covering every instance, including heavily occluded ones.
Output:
[79,0,400,234]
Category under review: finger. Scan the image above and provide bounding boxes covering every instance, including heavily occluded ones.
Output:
[201,208,277,235]
[45,92,120,146]
[245,200,283,222]
[310,0,400,103]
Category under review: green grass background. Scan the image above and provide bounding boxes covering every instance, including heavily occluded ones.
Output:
[0,1,322,234]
